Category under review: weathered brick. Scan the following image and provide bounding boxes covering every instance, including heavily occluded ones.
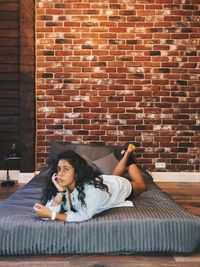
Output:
[35,0,199,171]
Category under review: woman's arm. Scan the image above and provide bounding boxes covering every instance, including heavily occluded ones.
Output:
[49,192,64,207]
[33,203,67,221]
[34,187,107,222]
[34,193,64,219]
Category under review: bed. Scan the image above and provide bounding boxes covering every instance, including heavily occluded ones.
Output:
[0,142,199,256]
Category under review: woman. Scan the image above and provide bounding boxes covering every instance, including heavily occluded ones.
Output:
[34,144,146,222]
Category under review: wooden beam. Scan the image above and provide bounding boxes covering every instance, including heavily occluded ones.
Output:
[19,0,35,172]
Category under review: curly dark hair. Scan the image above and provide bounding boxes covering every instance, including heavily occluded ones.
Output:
[41,150,109,207]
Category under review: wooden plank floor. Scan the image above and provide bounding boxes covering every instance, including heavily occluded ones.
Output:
[156,182,200,217]
[0,182,199,267]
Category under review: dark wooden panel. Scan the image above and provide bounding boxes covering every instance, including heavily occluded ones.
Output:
[0,73,19,80]
[19,0,35,172]
[0,81,19,89]
[0,21,19,29]
[0,37,19,46]
[0,133,19,141]
[0,0,18,2]
[0,115,19,124]
[0,47,18,55]
[0,0,20,170]
[0,64,19,72]
[0,125,19,132]
[0,11,18,20]
[0,0,35,171]
[0,99,19,107]
[0,89,19,98]
[0,108,19,115]
[0,2,18,11]
[0,55,18,64]
[0,30,19,37]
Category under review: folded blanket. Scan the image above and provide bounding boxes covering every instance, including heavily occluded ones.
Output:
[113,200,134,208]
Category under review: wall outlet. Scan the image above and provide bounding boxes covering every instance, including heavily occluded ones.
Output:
[155,162,166,169]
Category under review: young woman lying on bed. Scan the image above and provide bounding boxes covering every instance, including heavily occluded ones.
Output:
[33,144,146,222]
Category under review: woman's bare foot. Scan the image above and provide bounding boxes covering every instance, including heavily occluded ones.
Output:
[113,144,137,167]
[121,144,136,156]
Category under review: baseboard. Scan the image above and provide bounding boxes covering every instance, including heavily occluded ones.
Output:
[0,170,20,181]
[0,170,199,183]
[18,172,39,183]
[0,170,37,184]
[151,172,200,183]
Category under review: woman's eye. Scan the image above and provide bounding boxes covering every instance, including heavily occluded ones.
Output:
[56,167,70,173]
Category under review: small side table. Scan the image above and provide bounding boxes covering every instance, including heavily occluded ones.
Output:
[1,157,21,187]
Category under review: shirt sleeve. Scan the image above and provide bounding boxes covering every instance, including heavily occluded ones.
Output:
[46,198,62,213]
[66,186,108,222]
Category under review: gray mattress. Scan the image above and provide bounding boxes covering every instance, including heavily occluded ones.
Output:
[0,144,200,255]
[0,168,199,255]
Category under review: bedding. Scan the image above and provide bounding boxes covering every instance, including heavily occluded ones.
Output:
[0,142,199,255]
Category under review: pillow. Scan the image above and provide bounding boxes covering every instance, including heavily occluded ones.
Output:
[92,153,119,175]
[92,152,154,185]
[81,154,100,173]
[47,142,77,164]
[48,142,118,164]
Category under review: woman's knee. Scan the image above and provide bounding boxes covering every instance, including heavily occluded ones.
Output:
[131,181,147,196]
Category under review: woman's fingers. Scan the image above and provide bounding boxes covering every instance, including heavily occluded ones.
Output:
[52,173,57,183]
[51,173,65,192]
[51,173,59,188]
[33,203,43,210]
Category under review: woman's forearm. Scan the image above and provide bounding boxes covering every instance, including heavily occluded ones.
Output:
[54,212,67,222]
[51,193,64,206]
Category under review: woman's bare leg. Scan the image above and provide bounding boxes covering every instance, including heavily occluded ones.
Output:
[128,164,146,196]
[112,144,146,196]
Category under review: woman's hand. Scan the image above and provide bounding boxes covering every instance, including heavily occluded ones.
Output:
[33,203,52,219]
[51,173,65,192]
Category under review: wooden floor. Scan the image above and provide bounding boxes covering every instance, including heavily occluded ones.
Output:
[0,182,199,267]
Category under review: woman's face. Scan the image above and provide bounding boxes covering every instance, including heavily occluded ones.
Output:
[56,159,76,190]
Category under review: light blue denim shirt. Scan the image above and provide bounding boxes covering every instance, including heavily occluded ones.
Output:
[46,175,132,222]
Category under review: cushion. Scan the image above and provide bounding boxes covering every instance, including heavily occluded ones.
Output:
[92,153,154,184]
[47,142,78,164]
[92,153,119,175]
[48,142,118,164]
[81,154,99,173]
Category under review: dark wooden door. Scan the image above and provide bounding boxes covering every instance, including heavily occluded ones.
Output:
[0,0,20,169]
[0,0,35,172]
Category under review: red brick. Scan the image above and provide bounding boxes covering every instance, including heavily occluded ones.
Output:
[35,1,199,171]
[46,9,63,15]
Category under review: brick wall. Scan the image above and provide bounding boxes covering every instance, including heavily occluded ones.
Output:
[35,0,200,172]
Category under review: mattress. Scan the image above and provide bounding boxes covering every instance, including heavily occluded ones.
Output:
[0,165,199,255]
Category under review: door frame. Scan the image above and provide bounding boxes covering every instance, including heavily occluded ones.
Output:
[19,0,35,172]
